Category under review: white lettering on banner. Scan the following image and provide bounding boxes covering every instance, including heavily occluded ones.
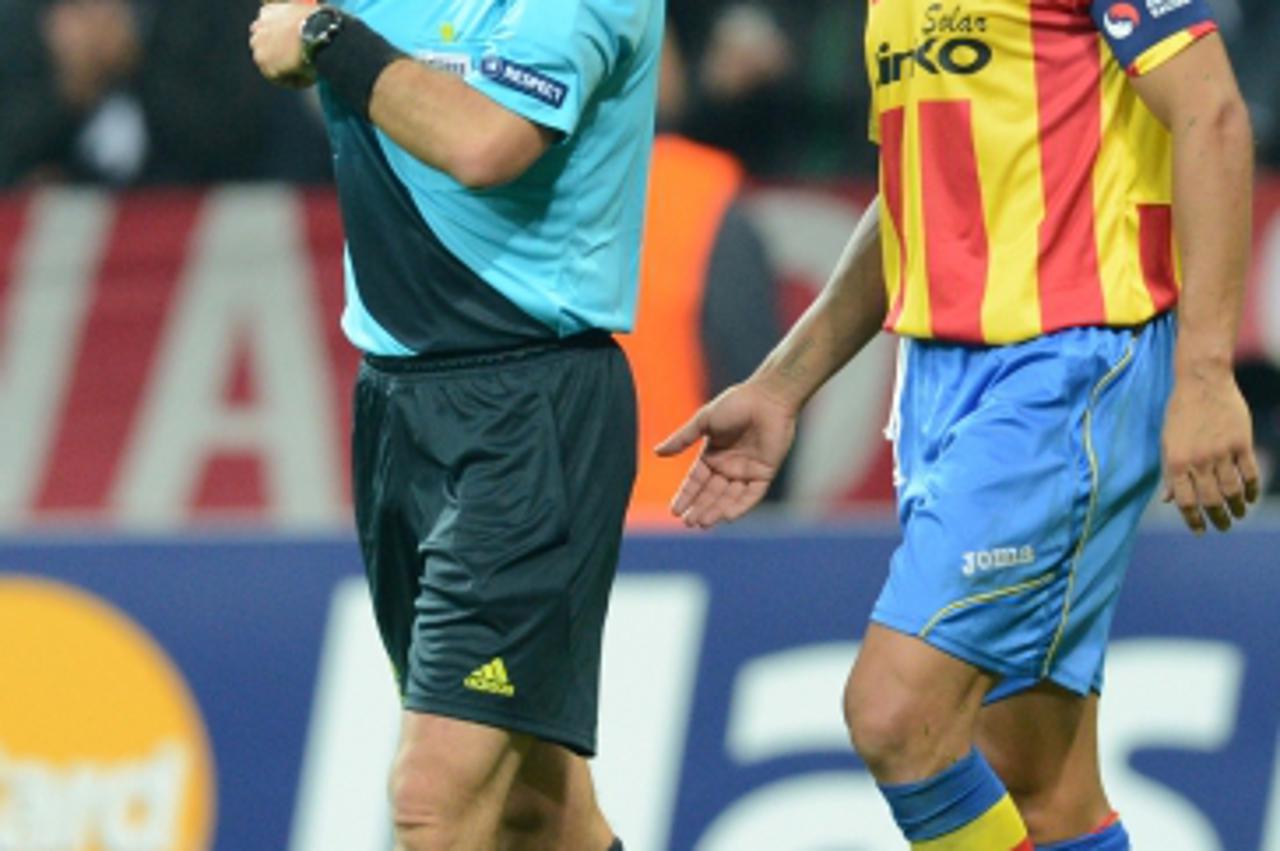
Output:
[595,575,710,851]
[288,582,1260,851]
[702,643,901,848]
[724,643,858,763]
[4,186,1280,526]
[0,192,107,520]
[112,187,343,527]
[1262,728,1280,851]
[696,774,901,850]
[288,579,399,851]
[1100,639,1243,851]
[289,575,712,851]
[0,742,186,851]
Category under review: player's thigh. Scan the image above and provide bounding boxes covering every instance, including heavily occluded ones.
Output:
[845,623,996,779]
[391,710,531,822]
[977,687,1110,833]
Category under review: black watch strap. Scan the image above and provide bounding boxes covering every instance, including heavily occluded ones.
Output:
[304,9,406,119]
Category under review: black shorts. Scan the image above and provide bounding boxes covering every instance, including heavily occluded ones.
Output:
[352,332,636,756]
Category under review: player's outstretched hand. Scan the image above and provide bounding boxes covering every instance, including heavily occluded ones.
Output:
[1161,367,1261,534]
[656,382,798,529]
[249,3,317,89]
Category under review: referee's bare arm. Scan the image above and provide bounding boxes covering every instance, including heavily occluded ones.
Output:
[250,2,552,189]
[368,61,554,189]
[1129,33,1261,534]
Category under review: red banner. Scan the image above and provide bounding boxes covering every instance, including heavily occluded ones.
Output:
[1,182,1277,529]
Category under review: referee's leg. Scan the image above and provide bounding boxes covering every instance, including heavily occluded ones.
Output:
[389,712,616,851]
[499,738,617,851]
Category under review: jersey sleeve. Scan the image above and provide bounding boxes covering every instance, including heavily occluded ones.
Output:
[468,0,654,138]
[1089,0,1218,76]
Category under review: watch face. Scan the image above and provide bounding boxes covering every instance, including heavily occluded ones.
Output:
[303,7,342,61]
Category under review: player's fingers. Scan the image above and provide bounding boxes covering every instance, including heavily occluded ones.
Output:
[670,459,711,517]
[1193,468,1231,532]
[1204,503,1232,532]
[1237,448,1262,504]
[1215,459,1247,520]
[655,410,707,457]
[682,472,730,528]
[678,468,723,527]
[724,480,770,522]
[700,480,746,528]
[1169,474,1206,535]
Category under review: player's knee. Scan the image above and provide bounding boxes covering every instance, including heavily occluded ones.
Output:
[845,672,980,782]
[843,676,920,778]
[846,704,917,776]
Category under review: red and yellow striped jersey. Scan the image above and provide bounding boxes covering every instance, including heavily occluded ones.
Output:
[866,0,1217,344]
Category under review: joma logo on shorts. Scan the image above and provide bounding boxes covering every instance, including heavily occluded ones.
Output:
[962,546,1036,577]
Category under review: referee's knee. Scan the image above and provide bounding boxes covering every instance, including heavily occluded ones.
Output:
[388,757,464,849]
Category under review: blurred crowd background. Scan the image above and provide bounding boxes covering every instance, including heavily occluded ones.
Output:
[4,0,1280,188]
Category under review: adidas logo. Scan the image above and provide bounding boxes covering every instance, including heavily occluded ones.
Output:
[463,657,516,698]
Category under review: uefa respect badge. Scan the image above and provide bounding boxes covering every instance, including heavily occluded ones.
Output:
[0,577,216,851]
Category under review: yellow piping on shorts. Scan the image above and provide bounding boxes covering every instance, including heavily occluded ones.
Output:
[1041,338,1137,677]
[919,570,1057,638]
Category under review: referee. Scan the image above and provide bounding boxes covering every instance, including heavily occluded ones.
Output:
[251,2,661,849]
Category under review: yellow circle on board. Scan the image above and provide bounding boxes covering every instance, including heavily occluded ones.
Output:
[0,575,216,851]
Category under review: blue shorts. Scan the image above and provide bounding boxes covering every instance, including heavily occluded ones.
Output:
[872,314,1174,701]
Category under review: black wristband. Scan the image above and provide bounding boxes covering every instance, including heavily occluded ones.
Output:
[313,14,406,120]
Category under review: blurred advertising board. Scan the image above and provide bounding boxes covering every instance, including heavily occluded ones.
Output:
[0,527,1276,851]
[3,183,1280,527]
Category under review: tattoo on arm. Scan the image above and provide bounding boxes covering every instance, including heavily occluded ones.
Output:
[778,337,815,382]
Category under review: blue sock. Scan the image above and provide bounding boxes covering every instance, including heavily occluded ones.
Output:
[878,748,1029,847]
[1039,819,1130,850]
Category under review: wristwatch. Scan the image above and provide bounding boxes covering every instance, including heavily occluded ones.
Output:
[300,6,344,67]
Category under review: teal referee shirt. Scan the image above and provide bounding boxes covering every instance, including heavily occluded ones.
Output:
[321,0,663,356]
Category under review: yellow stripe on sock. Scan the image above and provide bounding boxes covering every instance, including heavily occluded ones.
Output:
[913,794,1028,851]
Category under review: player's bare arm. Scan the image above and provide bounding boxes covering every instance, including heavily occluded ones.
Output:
[1128,33,1261,535]
[250,3,552,188]
[656,201,885,528]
